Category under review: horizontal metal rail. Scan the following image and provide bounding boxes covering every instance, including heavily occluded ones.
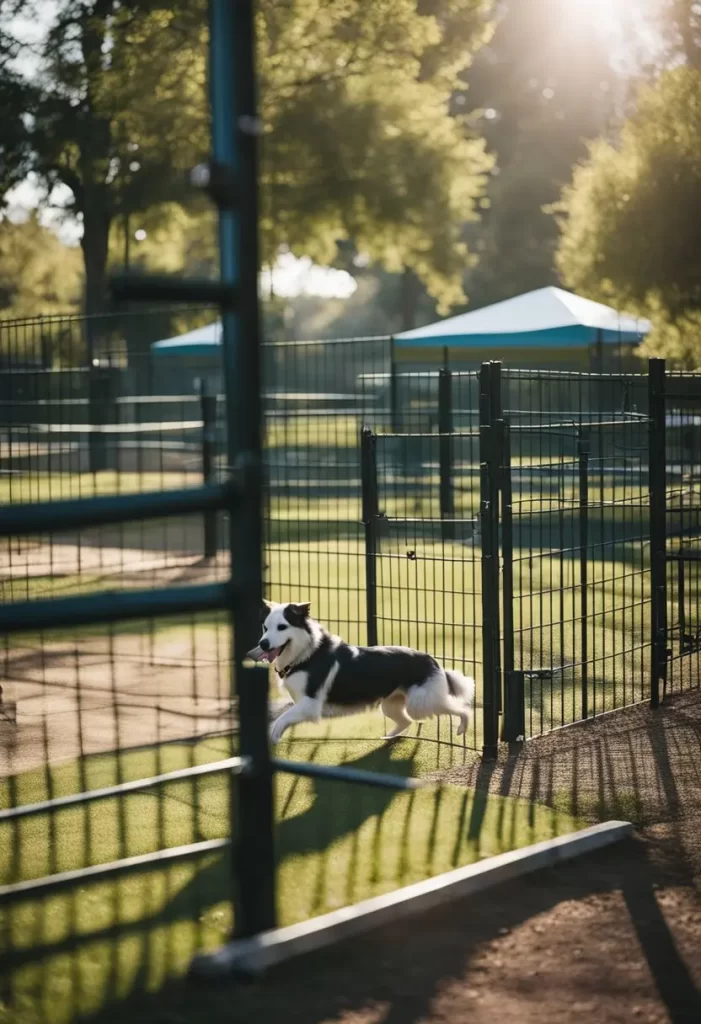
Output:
[0,837,230,903]
[667,550,701,561]
[272,757,428,790]
[0,756,249,824]
[0,581,233,634]
[111,272,238,308]
[0,482,235,537]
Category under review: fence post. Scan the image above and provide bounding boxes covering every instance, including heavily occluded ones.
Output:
[389,336,400,433]
[213,0,276,941]
[438,364,454,541]
[499,419,523,741]
[200,379,218,558]
[88,366,115,474]
[648,358,667,708]
[479,362,501,759]
[577,428,590,719]
[361,427,379,646]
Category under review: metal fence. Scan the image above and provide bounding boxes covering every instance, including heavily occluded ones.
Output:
[2,323,701,1009]
[3,337,701,758]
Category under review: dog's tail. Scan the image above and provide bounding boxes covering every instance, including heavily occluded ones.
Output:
[446,670,476,708]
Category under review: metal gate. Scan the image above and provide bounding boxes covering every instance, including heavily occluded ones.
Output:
[0,3,430,974]
[362,358,701,759]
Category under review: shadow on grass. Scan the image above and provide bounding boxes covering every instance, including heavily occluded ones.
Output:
[10,837,699,1024]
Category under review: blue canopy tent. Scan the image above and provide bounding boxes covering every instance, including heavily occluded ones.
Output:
[394,287,651,370]
[150,322,222,393]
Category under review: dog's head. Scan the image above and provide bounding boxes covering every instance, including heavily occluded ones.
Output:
[247,600,314,667]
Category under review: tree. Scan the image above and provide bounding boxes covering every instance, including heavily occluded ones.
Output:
[25,0,208,317]
[456,0,617,308]
[554,68,701,342]
[0,213,83,321]
[257,0,494,314]
[6,0,493,324]
[0,2,33,201]
[651,0,701,68]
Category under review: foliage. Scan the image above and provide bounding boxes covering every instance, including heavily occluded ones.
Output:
[0,1,33,201]
[0,213,83,320]
[5,0,493,320]
[650,0,701,68]
[554,67,701,361]
[257,0,493,314]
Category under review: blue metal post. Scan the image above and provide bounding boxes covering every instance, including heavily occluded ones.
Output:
[209,0,276,938]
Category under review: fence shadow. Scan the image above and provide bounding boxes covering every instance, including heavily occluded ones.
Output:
[23,835,698,1024]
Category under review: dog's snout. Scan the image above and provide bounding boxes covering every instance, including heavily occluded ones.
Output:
[260,637,270,651]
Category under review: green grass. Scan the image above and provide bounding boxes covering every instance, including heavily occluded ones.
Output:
[0,735,581,1024]
[4,527,653,734]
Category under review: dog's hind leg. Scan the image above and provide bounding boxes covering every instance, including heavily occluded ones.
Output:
[406,674,471,736]
[380,692,413,739]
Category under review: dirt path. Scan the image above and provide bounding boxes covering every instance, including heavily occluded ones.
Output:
[0,629,235,775]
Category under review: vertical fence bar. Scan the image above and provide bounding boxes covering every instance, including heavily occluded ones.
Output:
[578,428,589,720]
[200,379,218,558]
[490,362,504,715]
[479,362,500,759]
[361,427,379,646]
[500,419,522,741]
[438,365,454,541]
[648,357,667,708]
[389,336,400,433]
[210,0,276,938]
[88,366,113,473]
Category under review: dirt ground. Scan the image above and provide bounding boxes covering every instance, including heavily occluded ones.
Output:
[92,689,701,1024]
[0,625,235,776]
[0,545,236,775]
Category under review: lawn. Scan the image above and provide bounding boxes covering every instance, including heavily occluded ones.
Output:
[0,733,581,1024]
[2,528,653,742]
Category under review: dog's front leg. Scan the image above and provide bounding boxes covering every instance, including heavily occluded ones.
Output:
[269,696,320,744]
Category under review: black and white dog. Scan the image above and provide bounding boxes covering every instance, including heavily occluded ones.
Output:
[248,601,475,745]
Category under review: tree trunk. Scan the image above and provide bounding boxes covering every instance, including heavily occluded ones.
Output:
[81,214,111,317]
[400,265,418,332]
[80,207,112,362]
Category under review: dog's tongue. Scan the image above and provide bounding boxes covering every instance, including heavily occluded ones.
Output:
[260,650,277,663]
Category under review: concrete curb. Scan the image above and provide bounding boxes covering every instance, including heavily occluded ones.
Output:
[190,819,633,978]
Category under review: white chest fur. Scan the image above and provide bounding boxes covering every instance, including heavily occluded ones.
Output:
[281,669,308,704]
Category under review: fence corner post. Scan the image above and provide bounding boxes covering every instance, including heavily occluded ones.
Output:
[389,336,400,434]
[648,357,667,709]
[479,361,501,760]
[361,427,379,646]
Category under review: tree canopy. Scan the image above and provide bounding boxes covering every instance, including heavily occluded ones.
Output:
[2,0,494,319]
[0,213,83,319]
[554,67,701,355]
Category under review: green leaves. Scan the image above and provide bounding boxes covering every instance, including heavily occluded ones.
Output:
[6,0,493,316]
[555,67,701,362]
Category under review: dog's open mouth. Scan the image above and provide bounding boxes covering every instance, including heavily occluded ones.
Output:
[249,639,290,664]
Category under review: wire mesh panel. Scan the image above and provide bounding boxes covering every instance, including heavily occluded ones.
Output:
[501,370,653,737]
[372,429,483,750]
[665,372,701,695]
[262,336,390,641]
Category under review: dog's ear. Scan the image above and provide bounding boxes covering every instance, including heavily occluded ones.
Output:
[263,599,275,611]
[261,598,274,621]
[283,601,311,627]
